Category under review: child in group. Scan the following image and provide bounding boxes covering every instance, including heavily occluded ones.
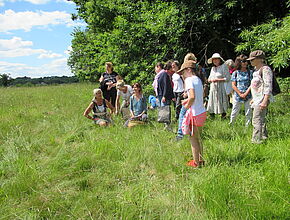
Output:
[178,60,207,168]
[83,89,115,126]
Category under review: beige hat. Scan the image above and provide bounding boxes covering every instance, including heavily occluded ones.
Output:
[207,53,225,64]
[247,50,265,61]
[177,60,196,73]
[184,53,197,63]
[116,80,125,89]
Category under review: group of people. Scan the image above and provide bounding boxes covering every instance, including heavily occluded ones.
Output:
[84,49,275,167]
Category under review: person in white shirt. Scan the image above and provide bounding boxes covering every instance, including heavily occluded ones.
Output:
[171,60,184,120]
[115,80,133,115]
[177,60,207,168]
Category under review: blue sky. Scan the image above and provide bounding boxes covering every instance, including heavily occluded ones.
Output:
[0,0,83,78]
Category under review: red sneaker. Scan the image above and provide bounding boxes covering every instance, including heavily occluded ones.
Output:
[187,160,198,168]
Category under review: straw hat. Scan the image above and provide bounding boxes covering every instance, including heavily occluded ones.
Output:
[247,50,265,61]
[207,53,225,64]
[177,60,196,73]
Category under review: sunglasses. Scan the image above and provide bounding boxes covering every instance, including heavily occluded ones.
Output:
[241,60,248,63]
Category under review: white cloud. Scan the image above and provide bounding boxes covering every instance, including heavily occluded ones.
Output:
[0,0,75,7]
[0,36,62,58]
[0,48,47,57]
[38,52,62,59]
[0,10,74,32]
[25,0,50,4]
[0,37,33,50]
[0,58,72,78]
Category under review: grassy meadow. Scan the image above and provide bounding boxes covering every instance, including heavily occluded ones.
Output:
[0,83,289,219]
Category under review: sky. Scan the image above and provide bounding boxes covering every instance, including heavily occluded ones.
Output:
[0,0,84,78]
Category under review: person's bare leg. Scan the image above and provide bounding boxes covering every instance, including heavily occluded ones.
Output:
[189,126,202,166]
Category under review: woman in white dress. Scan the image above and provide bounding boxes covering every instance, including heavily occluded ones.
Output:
[207,53,230,118]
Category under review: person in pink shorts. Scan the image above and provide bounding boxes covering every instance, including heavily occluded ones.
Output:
[177,60,207,168]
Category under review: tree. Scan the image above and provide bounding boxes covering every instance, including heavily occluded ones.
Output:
[68,0,187,92]
[68,0,289,85]
[236,14,290,71]
[0,74,11,87]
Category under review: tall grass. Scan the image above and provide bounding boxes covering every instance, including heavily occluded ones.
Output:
[0,83,289,219]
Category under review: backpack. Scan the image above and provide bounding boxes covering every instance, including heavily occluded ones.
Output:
[259,66,281,96]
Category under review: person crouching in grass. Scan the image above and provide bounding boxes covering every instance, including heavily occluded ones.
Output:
[124,83,148,127]
[84,89,115,127]
[178,60,207,168]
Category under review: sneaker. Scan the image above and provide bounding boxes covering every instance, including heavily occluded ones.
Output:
[175,135,183,141]
[187,160,198,168]
[251,139,263,144]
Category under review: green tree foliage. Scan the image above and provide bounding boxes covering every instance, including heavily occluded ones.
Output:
[68,0,187,89]
[236,14,290,70]
[0,74,11,87]
[68,0,288,84]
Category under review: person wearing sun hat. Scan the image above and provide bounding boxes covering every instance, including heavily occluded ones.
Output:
[175,53,199,141]
[247,50,273,144]
[207,53,231,119]
[177,60,206,168]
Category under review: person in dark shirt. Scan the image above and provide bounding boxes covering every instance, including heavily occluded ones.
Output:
[99,62,121,107]
[156,61,175,130]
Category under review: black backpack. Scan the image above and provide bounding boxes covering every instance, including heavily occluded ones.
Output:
[259,66,281,96]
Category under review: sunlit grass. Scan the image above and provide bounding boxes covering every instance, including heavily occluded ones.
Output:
[0,83,289,219]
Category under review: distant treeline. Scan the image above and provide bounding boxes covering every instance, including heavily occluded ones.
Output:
[3,75,79,87]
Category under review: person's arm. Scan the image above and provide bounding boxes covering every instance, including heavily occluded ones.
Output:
[260,66,273,109]
[138,97,147,117]
[105,100,115,114]
[160,73,167,102]
[223,64,231,82]
[83,102,94,120]
[243,86,251,97]
[115,94,120,114]
[116,74,122,81]
[184,88,195,109]
[129,96,135,117]
[232,81,241,95]
[208,68,214,83]
[99,74,104,82]
[243,70,253,97]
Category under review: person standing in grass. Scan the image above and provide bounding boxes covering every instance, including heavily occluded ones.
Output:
[157,61,175,130]
[99,62,121,107]
[229,54,253,126]
[83,89,115,127]
[176,53,197,141]
[178,60,206,168]
[207,53,230,119]
[247,50,273,144]
[171,60,184,120]
[124,83,148,127]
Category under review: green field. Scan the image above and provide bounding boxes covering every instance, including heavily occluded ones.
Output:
[0,83,289,219]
